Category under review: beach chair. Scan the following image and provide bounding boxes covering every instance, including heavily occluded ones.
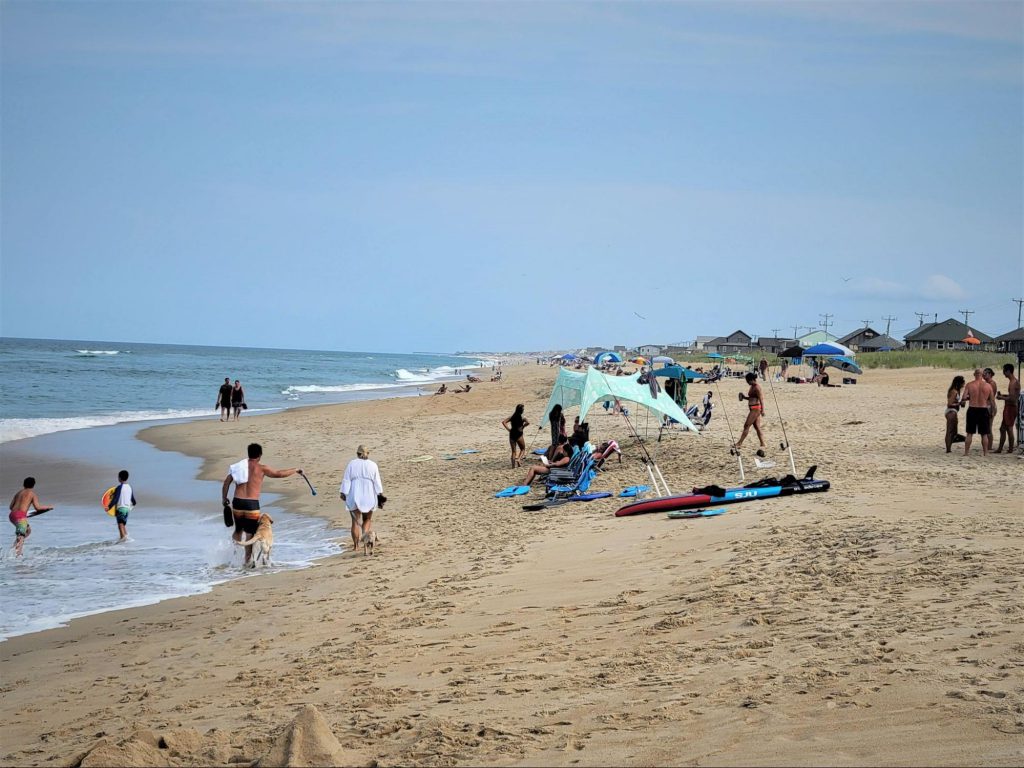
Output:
[545,444,588,486]
[547,456,598,500]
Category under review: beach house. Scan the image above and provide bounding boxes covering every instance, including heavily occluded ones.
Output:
[706,330,753,355]
[994,327,1024,355]
[837,326,882,352]
[903,318,995,351]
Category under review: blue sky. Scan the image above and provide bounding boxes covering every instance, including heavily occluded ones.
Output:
[2,1,1021,352]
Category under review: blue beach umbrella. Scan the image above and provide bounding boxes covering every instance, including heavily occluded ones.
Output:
[825,356,863,375]
[706,352,724,360]
[560,353,579,361]
[594,351,623,364]
[804,342,854,357]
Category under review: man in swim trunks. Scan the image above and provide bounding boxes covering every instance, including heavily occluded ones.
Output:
[961,368,995,456]
[222,443,303,565]
[216,377,233,421]
[8,477,53,558]
[734,372,767,457]
[995,363,1020,454]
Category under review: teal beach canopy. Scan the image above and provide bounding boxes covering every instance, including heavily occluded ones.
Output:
[542,367,700,432]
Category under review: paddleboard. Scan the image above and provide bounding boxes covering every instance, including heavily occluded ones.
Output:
[615,478,830,517]
[102,486,117,516]
[667,507,728,519]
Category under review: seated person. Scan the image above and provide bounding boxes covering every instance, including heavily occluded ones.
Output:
[467,374,482,383]
[592,439,621,465]
[435,383,448,395]
[522,442,573,485]
[452,384,472,393]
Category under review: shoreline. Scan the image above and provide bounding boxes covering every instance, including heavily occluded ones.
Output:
[2,364,1022,766]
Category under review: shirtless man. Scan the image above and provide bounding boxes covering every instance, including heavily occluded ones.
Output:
[734,372,767,457]
[995,363,1020,454]
[8,477,53,557]
[216,377,233,422]
[961,369,995,456]
[222,443,303,565]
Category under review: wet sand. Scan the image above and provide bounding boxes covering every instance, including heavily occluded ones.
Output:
[1,363,1022,766]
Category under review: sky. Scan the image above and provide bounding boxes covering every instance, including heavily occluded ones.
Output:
[1,1,1021,353]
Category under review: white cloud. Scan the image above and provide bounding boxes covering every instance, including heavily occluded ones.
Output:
[921,274,966,300]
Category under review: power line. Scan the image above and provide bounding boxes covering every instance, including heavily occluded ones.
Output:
[860,319,872,329]
[819,313,834,337]
[959,309,975,328]
[914,312,928,327]
[882,315,898,337]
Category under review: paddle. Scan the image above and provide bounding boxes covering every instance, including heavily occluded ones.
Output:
[298,470,317,496]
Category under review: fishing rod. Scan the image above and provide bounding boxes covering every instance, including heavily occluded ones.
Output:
[713,375,745,482]
[764,360,797,476]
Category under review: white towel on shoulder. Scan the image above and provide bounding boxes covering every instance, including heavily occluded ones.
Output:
[230,459,249,484]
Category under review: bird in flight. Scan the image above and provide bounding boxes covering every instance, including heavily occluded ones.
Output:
[634,311,647,320]
[841,276,852,282]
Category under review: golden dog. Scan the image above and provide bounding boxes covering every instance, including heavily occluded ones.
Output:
[233,513,274,567]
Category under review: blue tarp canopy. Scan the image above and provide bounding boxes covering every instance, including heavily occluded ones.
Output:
[542,367,700,433]
[560,353,579,361]
[593,351,623,364]
[652,365,705,382]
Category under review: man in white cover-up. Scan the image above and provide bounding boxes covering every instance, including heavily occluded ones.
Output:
[340,445,384,552]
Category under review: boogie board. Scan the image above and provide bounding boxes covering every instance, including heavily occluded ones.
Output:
[102,486,117,516]
[615,471,829,517]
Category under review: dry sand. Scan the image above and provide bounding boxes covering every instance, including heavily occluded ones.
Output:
[1,363,1022,767]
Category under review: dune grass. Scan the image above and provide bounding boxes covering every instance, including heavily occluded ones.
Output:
[857,350,1017,370]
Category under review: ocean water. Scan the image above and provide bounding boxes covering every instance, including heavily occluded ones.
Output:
[0,337,487,443]
[0,338,490,641]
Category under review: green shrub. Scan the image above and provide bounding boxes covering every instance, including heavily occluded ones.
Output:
[856,350,1016,370]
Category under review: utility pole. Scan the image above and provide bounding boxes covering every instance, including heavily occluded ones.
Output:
[959,309,974,328]
[819,313,834,338]
[860,319,872,329]
[882,315,897,337]
[933,313,938,323]
[914,312,928,327]
[791,324,802,341]
[1013,298,1024,328]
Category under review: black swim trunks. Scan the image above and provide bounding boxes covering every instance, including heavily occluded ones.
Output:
[234,515,260,536]
[965,406,991,435]
[232,497,261,535]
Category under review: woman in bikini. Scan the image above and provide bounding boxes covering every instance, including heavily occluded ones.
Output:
[502,404,530,468]
[945,375,966,453]
[734,372,767,457]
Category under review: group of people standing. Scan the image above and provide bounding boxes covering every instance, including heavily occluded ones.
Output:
[216,377,246,421]
[945,364,1019,456]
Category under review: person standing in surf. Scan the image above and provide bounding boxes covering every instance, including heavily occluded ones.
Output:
[222,443,304,566]
[216,377,233,422]
[106,469,137,542]
[8,477,53,557]
[734,372,767,457]
[231,379,245,421]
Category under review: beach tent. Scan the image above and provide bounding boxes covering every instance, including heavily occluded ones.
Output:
[652,355,675,366]
[652,365,705,382]
[542,367,700,433]
[778,345,805,358]
[593,351,623,364]
[706,352,724,360]
[560,353,579,361]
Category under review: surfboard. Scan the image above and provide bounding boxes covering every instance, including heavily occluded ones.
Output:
[615,477,830,517]
[102,486,117,516]
[667,507,728,519]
